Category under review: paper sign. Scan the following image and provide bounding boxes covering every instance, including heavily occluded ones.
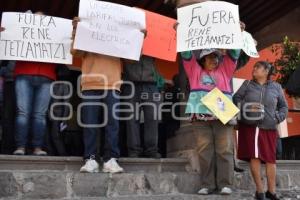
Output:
[177,1,243,52]
[242,31,259,58]
[74,0,145,61]
[142,10,177,62]
[232,78,246,94]
[0,12,73,64]
[277,119,288,138]
[201,87,240,124]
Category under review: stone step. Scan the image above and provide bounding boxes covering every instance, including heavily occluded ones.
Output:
[1,168,300,199]
[236,160,300,191]
[0,155,189,172]
[0,171,201,199]
[0,155,300,199]
[2,191,300,200]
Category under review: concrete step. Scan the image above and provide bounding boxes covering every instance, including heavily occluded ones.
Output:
[2,191,300,200]
[0,155,201,199]
[0,171,203,199]
[0,155,300,199]
[0,155,189,172]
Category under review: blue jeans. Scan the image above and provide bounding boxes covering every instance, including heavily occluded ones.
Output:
[15,75,52,148]
[81,90,120,162]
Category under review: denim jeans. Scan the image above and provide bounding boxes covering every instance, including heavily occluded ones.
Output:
[15,75,52,148]
[81,90,120,162]
[122,83,161,156]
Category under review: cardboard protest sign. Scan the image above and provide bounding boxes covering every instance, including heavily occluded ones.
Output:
[232,77,246,94]
[0,12,73,64]
[242,31,259,58]
[201,87,240,124]
[277,119,288,138]
[142,10,177,62]
[177,1,243,52]
[74,0,145,61]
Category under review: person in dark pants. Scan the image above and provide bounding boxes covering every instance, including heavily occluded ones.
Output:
[159,74,181,157]
[71,17,124,173]
[46,65,72,156]
[123,56,168,158]
[0,61,16,154]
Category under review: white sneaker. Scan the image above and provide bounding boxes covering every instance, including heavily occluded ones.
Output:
[220,187,232,195]
[13,148,25,155]
[197,188,209,195]
[80,159,99,173]
[103,158,124,173]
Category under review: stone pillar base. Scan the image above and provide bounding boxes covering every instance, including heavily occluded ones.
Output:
[167,123,212,172]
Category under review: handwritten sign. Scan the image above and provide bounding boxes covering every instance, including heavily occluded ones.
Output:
[201,87,240,124]
[277,119,288,138]
[142,10,177,62]
[74,0,145,61]
[0,12,73,64]
[242,31,259,58]
[232,78,246,94]
[177,1,243,52]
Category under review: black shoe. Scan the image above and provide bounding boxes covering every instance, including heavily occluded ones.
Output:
[234,166,245,173]
[255,192,266,200]
[265,191,280,200]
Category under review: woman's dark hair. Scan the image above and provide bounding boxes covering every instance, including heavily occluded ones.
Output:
[196,54,221,68]
[256,61,275,80]
[196,57,206,68]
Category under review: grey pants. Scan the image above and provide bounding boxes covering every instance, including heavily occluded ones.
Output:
[193,120,234,190]
[123,83,160,156]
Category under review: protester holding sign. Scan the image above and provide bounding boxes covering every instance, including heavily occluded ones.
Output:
[178,16,245,194]
[0,12,73,64]
[11,11,56,156]
[71,16,124,174]
[177,1,243,52]
[233,61,288,200]
[73,0,145,61]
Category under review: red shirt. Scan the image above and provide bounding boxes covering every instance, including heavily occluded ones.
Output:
[14,61,56,80]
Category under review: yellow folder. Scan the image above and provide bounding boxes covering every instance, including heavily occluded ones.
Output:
[201,88,240,124]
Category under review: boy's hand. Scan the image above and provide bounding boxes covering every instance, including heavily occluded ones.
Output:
[140,29,147,38]
[72,17,80,27]
[240,21,246,31]
[165,79,175,87]
[173,22,179,30]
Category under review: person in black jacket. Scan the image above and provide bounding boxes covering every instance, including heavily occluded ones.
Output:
[285,65,300,98]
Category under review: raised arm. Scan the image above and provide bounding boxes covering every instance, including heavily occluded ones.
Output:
[70,17,86,58]
[181,51,201,79]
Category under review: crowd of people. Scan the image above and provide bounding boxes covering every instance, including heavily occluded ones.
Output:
[0,2,289,199]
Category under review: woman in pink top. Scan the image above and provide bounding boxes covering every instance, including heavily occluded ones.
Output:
[181,48,240,195]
